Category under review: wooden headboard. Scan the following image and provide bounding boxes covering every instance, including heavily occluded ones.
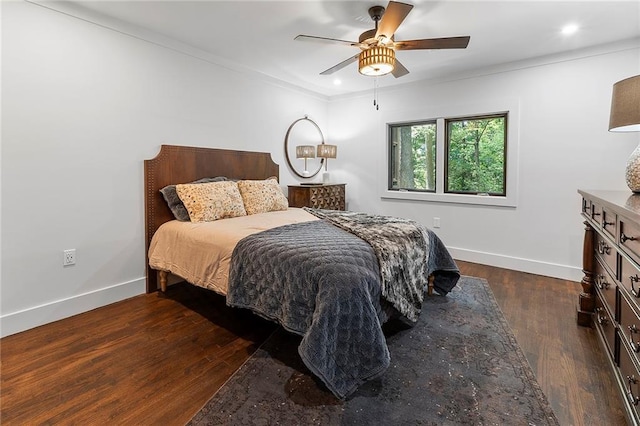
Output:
[144,145,279,292]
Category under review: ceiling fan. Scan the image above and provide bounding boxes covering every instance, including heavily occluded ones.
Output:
[295,1,470,78]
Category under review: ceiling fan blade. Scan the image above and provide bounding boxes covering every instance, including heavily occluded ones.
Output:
[392,59,409,78]
[394,36,471,50]
[320,53,360,75]
[295,34,358,47]
[375,1,414,40]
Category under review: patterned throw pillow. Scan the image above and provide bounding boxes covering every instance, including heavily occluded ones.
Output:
[160,176,229,221]
[175,181,247,222]
[237,178,289,215]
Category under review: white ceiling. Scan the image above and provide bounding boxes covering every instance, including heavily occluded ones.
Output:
[62,0,640,97]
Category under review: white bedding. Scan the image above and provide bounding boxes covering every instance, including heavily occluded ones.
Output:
[148,208,318,295]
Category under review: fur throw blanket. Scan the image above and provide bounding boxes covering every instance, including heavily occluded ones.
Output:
[305,208,459,322]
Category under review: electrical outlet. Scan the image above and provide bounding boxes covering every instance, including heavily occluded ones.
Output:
[63,249,76,266]
[433,217,441,228]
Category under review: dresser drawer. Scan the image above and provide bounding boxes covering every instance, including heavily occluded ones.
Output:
[621,255,640,302]
[595,257,617,318]
[595,232,617,277]
[621,293,640,363]
[602,207,618,240]
[619,333,640,415]
[621,216,640,263]
[309,185,344,210]
[595,293,617,359]
[591,201,603,226]
[582,197,592,216]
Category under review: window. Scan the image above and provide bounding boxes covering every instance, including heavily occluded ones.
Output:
[389,121,436,191]
[383,103,517,208]
[445,113,507,195]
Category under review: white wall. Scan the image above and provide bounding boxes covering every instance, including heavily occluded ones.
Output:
[327,42,640,281]
[3,1,639,338]
[1,1,328,337]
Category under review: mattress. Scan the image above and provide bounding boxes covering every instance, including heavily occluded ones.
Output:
[147,208,318,294]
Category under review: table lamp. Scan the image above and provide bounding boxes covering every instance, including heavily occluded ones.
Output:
[609,75,640,192]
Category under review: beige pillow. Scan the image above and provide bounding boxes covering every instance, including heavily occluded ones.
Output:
[176,181,246,222]
[237,178,289,215]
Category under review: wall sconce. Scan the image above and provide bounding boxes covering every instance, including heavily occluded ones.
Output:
[296,145,316,177]
[317,144,337,183]
[609,75,640,192]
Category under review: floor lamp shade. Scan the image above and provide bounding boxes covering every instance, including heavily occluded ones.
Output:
[609,75,640,192]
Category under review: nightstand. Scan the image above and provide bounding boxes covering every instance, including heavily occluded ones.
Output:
[288,184,346,210]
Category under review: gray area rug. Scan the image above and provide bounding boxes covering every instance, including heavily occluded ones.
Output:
[188,276,559,425]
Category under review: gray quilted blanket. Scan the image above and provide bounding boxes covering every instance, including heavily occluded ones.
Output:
[226,212,459,399]
[305,208,460,321]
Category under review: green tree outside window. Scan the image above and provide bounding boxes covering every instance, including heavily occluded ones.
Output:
[446,114,506,195]
[389,122,436,191]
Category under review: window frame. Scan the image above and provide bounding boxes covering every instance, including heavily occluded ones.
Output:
[380,99,519,208]
[388,119,437,193]
[444,112,508,196]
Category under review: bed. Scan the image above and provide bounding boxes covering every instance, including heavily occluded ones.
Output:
[144,144,460,399]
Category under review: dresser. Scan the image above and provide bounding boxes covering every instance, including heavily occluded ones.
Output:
[579,190,640,426]
[288,184,346,210]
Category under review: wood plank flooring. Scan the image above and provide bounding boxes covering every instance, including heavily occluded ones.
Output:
[0,262,627,425]
[458,261,626,426]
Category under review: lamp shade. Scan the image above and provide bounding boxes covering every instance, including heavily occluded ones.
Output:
[358,46,395,76]
[296,145,316,159]
[609,75,640,132]
[317,144,337,159]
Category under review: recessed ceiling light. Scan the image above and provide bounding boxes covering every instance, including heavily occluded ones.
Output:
[561,24,579,35]
[333,79,342,86]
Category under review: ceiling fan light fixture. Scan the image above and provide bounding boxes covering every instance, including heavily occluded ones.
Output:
[358,46,395,76]
[297,1,470,78]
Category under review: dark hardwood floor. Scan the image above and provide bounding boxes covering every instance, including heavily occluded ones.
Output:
[0,261,627,425]
[458,261,626,426]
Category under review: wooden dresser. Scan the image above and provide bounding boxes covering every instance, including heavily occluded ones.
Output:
[288,184,346,210]
[579,190,640,425]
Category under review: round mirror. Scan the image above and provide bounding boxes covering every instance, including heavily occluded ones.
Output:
[284,116,325,179]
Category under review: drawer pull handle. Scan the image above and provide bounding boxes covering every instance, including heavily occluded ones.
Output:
[592,211,601,217]
[595,274,610,290]
[632,275,640,298]
[595,307,608,326]
[603,220,615,228]
[621,232,637,243]
[631,275,640,298]
[629,325,640,353]
[628,375,640,406]
[597,241,611,255]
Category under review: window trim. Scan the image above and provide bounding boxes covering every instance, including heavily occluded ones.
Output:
[380,98,519,208]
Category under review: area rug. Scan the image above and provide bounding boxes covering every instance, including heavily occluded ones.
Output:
[188,276,559,425]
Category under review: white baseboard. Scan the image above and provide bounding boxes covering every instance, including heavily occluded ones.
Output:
[0,277,145,338]
[448,247,584,283]
[0,250,582,338]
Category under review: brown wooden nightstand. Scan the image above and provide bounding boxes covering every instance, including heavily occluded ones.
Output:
[288,184,346,210]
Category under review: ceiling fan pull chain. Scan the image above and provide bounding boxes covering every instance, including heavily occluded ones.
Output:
[373,79,377,108]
